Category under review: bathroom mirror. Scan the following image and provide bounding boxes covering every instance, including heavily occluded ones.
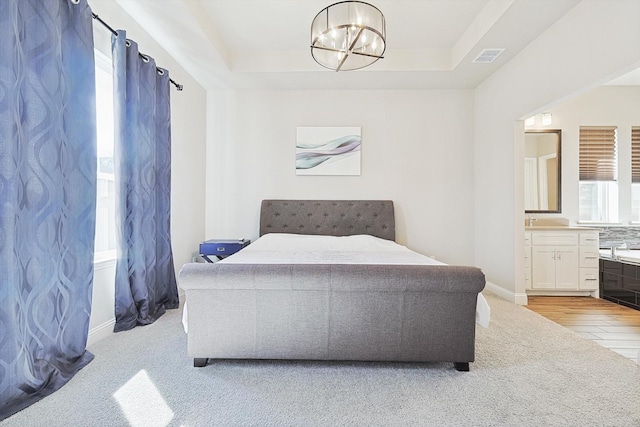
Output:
[524,129,561,213]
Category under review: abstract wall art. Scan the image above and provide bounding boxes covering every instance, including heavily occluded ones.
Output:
[296,126,361,175]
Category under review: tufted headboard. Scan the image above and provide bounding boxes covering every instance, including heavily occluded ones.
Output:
[259,200,395,241]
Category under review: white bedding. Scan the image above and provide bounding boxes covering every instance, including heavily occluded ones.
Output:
[216,233,490,328]
[220,233,445,265]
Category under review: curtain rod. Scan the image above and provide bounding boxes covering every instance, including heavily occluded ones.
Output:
[92,13,184,91]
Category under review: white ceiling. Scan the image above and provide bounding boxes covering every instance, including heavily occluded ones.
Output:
[109,0,589,91]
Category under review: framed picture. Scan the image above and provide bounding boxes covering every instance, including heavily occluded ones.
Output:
[296,126,361,176]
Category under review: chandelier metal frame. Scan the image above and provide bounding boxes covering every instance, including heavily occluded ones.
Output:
[310,1,386,72]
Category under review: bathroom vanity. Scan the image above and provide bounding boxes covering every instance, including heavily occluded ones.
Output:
[525,227,600,297]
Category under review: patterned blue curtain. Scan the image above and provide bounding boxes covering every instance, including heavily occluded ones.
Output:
[112,31,179,332]
[0,0,96,419]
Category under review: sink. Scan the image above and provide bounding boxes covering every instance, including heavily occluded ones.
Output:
[525,217,569,227]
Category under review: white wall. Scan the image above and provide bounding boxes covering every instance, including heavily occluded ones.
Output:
[474,0,640,302]
[527,86,640,224]
[206,89,476,265]
[88,0,207,344]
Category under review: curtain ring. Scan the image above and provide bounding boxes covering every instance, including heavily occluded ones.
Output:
[157,69,165,75]
[141,54,150,63]
[125,40,131,47]
[70,0,80,4]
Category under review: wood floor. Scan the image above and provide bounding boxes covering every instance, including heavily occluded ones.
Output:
[526,296,640,362]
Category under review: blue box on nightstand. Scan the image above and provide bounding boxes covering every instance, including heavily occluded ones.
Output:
[199,239,250,262]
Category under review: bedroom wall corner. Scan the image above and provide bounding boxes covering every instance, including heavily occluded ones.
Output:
[169,80,207,270]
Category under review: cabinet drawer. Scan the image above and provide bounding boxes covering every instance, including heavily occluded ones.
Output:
[579,233,599,246]
[580,268,599,290]
[579,247,599,268]
[532,233,578,246]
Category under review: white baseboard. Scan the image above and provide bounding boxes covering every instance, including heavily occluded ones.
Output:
[87,318,115,347]
[525,289,600,299]
[485,281,528,305]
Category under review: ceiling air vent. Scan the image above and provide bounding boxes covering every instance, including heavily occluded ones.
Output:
[472,48,505,64]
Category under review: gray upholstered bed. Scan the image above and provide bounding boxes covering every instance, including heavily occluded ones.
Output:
[178,200,486,371]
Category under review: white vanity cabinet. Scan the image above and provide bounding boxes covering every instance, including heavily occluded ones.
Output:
[531,244,579,289]
[526,228,599,296]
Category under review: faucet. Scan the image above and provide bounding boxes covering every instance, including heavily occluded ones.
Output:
[611,244,620,260]
[527,216,537,227]
[610,241,626,260]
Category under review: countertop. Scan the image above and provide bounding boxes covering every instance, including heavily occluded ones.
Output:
[525,226,601,231]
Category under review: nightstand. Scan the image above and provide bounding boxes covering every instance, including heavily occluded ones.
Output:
[199,239,250,262]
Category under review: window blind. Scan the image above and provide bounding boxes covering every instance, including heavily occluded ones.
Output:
[632,126,640,183]
[579,126,617,181]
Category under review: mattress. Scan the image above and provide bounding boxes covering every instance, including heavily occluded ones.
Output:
[183,233,490,330]
[220,233,445,265]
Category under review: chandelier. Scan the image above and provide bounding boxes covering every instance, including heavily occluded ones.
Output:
[310,1,386,71]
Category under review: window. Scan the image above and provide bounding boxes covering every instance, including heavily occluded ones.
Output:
[94,50,116,262]
[578,126,618,223]
[631,127,640,222]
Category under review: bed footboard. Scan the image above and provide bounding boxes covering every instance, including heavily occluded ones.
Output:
[179,263,485,368]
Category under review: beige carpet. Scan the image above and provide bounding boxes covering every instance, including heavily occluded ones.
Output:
[2,292,639,426]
